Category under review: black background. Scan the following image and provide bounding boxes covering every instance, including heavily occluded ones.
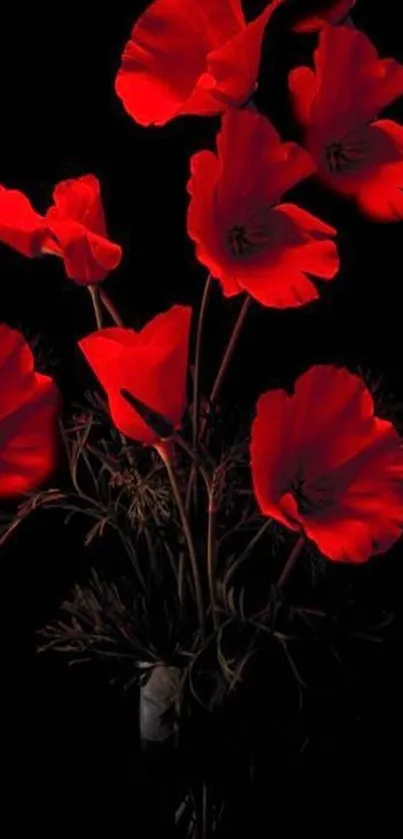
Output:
[1,0,403,832]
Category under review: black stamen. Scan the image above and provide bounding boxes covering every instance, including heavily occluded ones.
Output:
[227,221,271,258]
[325,137,367,174]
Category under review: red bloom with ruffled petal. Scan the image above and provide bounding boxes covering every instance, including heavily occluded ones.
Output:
[78,306,192,445]
[0,325,60,497]
[187,108,338,308]
[292,0,355,34]
[115,0,285,127]
[0,186,47,257]
[45,175,122,285]
[251,366,403,563]
[289,25,403,220]
[0,176,122,284]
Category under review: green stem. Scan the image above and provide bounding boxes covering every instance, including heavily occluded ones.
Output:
[99,288,124,327]
[88,286,103,330]
[156,443,206,640]
[277,534,305,588]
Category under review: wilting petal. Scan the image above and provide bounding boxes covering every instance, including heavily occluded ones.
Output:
[0,185,46,257]
[79,306,192,445]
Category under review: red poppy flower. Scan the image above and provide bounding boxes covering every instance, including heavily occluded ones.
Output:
[187,108,338,308]
[292,0,355,34]
[115,0,286,127]
[0,185,46,257]
[289,26,403,221]
[0,176,122,284]
[45,175,122,285]
[0,325,60,497]
[251,366,403,563]
[78,306,192,445]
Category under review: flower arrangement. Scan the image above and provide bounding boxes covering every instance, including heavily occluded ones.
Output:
[1,0,403,833]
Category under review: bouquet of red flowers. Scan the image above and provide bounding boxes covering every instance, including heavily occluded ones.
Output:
[1,1,402,833]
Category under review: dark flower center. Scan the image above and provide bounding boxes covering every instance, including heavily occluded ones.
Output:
[291,475,334,516]
[324,136,367,174]
[227,221,271,258]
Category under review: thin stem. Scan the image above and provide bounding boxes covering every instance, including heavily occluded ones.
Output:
[99,288,124,327]
[277,534,305,588]
[202,781,208,839]
[209,296,251,407]
[223,518,272,597]
[117,529,147,592]
[173,433,211,495]
[88,286,103,330]
[199,296,251,440]
[192,274,212,449]
[207,492,218,631]
[156,443,206,640]
[174,432,211,608]
[188,274,213,514]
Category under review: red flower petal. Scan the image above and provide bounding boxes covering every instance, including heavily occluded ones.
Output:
[46,176,122,284]
[234,203,339,308]
[293,0,355,33]
[49,175,107,235]
[187,150,240,296]
[291,26,403,145]
[46,221,122,285]
[289,26,403,217]
[0,325,37,420]
[250,366,403,563]
[0,185,46,257]
[78,306,192,445]
[308,121,403,221]
[215,108,316,210]
[115,0,285,126]
[187,108,333,308]
[304,419,403,562]
[0,325,60,497]
[204,0,286,109]
[354,120,403,222]
[288,67,316,127]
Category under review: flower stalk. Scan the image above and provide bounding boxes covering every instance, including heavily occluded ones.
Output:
[155,441,206,640]
[88,286,103,330]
